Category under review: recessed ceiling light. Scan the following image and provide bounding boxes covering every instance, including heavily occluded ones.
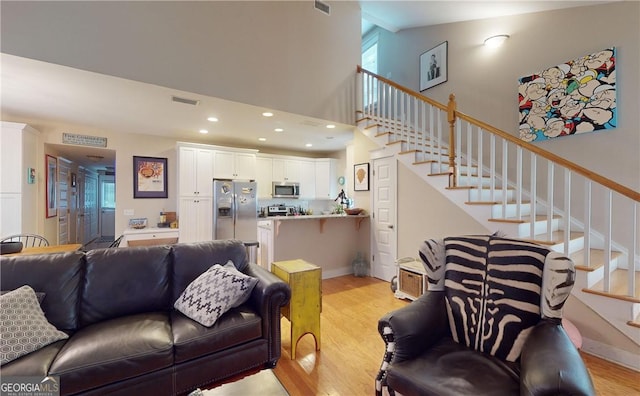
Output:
[274,128,284,132]
[326,124,336,129]
[305,143,313,147]
[262,112,274,117]
[199,129,208,134]
[258,137,267,142]
[207,117,218,122]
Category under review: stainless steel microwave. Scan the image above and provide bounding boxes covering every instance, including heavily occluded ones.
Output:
[272,182,300,199]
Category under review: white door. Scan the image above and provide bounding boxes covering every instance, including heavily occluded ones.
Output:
[99,174,115,238]
[57,159,71,245]
[371,156,397,281]
[84,171,99,243]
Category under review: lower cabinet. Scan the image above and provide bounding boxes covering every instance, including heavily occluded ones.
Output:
[178,196,212,243]
[257,220,274,270]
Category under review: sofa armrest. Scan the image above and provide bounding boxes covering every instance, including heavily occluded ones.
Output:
[520,320,595,396]
[243,263,291,363]
[375,291,449,396]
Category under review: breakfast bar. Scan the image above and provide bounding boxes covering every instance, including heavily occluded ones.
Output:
[260,214,370,279]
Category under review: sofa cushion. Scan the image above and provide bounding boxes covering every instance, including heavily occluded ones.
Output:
[49,312,173,395]
[174,264,258,327]
[172,240,248,302]
[171,307,262,363]
[387,337,520,396]
[80,246,172,327]
[0,286,69,365]
[0,340,66,376]
[444,236,548,362]
[0,251,84,331]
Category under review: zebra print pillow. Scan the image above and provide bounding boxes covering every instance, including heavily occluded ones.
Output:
[444,235,550,362]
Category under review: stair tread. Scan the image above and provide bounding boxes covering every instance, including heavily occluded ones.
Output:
[520,230,584,245]
[489,214,559,224]
[583,268,640,301]
[465,200,531,205]
[571,249,622,271]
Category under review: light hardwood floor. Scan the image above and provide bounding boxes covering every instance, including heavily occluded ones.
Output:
[272,275,640,395]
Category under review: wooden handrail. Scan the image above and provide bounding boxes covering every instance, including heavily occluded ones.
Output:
[356,66,640,203]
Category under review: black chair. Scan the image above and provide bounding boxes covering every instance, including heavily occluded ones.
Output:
[0,234,49,247]
[376,235,595,396]
[108,235,124,248]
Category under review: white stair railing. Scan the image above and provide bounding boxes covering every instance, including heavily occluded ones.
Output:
[358,66,640,300]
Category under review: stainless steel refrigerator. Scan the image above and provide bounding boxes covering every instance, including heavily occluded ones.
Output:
[213,180,258,241]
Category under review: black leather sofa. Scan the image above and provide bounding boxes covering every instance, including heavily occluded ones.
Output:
[0,239,291,395]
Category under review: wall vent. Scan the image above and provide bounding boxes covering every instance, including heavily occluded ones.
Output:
[171,95,200,106]
[314,0,330,15]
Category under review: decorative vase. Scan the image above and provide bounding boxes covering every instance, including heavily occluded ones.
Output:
[352,252,368,277]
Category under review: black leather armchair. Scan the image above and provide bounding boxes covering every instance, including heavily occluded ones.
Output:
[376,235,595,396]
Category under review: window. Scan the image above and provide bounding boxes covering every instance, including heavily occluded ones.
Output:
[101,180,115,209]
[362,33,378,107]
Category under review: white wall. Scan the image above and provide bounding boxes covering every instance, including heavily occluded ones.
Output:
[1,1,361,126]
[369,1,639,190]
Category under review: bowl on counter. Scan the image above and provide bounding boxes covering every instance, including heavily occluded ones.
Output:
[345,208,364,215]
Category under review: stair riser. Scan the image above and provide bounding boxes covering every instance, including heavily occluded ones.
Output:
[468,189,514,202]
[548,236,585,255]
[491,203,532,218]
[515,218,560,236]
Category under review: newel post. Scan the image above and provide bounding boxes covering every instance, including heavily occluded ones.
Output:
[447,93,457,188]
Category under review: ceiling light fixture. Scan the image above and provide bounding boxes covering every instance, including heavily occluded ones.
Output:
[274,128,284,132]
[258,137,267,142]
[484,34,509,48]
[305,143,313,148]
[326,124,336,129]
[199,129,208,134]
[262,112,274,117]
[207,117,218,122]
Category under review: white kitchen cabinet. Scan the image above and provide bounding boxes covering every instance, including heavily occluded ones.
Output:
[298,160,316,199]
[272,158,301,183]
[0,122,40,237]
[257,220,274,270]
[178,146,214,196]
[315,159,337,200]
[213,150,256,180]
[121,227,180,247]
[178,196,212,243]
[255,156,273,199]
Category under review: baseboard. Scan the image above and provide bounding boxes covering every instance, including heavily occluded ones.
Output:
[581,337,640,372]
[321,267,353,279]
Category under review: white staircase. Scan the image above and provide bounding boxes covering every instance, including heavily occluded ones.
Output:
[356,67,640,368]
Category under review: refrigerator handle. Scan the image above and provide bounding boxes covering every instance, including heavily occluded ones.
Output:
[232,193,237,229]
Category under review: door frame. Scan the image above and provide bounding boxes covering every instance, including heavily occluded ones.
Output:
[370,150,398,281]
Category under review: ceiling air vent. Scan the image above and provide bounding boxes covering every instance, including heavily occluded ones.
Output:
[314,0,330,16]
[171,95,200,106]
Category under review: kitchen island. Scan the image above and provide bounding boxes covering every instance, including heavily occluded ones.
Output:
[257,214,370,279]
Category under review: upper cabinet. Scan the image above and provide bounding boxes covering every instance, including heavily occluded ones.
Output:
[315,159,337,200]
[271,158,300,183]
[177,145,214,197]
[213,150,256,180]
[255,156,273,199]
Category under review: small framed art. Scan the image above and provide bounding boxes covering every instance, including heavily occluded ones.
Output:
[354,163,370,191]
[420,41,448,91]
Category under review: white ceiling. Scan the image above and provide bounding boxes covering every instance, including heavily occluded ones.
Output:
[1,1,612,170]
[360,1,614,34]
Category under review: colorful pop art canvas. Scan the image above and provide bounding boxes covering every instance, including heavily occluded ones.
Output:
[518,48,616,142]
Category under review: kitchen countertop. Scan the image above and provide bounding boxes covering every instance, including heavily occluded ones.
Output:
[260,213,368,220]
[264,213,369,235]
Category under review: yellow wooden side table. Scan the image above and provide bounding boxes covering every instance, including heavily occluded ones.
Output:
[271,259,321,359]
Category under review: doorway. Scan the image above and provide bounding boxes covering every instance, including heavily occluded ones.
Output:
[371,155,397,281]
[99,173,115,239]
